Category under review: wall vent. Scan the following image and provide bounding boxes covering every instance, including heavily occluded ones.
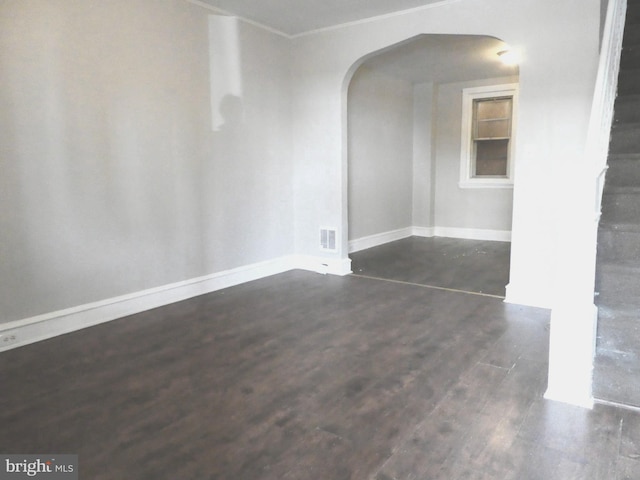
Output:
[320,228,337,251]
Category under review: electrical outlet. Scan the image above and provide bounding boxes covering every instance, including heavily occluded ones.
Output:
[0,333,18,347]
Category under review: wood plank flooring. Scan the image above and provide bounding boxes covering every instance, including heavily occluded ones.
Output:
[1,239,640,479]
[350,236,511,297]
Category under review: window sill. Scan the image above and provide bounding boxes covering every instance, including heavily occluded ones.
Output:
[458,180,514,189]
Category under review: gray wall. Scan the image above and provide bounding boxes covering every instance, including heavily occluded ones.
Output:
[412,82,435,229]
[433,76,519,231]
[291,0,600,308]
[601,0,610,44]
[0,0,293,323]
[347,71,517,240]
[0,0,603,325]
[347,67,414,240]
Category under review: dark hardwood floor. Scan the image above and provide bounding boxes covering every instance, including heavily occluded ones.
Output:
[1,239,640,479]
[350,236,511,297]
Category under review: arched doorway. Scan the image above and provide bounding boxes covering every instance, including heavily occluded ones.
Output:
[344,34,520,297]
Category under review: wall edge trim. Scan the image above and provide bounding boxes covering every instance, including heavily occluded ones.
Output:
[349,226,511,254]
[0,255,357,352]
[348,227,413,253]
[1,255,354,352]
[433,226,512,242]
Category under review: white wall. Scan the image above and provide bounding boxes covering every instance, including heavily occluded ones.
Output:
[0,0,603,341]
[433,76,518,232]
[412,82,436,230]
[0,0,293,324]
[349,71,515,241]
[205,16,293,271]
[601,0,610,43]
[347,67,414,240]
[292,0,601,308]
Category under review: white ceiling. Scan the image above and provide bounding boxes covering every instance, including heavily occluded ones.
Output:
[360,35,519,85]
[197,1,519,85]
[197,0,447,36]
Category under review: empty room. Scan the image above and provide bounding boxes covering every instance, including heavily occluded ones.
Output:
[2,0,640,478]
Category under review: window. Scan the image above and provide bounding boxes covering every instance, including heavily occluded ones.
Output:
[460,84,518,188]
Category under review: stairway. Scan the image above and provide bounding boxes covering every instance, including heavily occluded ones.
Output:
[594,0,640,407]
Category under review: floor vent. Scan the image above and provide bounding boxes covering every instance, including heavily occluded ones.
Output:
[320,229,337,251]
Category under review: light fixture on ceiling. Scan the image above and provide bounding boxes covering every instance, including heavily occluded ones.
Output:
[497,49,520,66]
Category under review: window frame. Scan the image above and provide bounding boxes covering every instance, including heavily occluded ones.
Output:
[459,83,519,189]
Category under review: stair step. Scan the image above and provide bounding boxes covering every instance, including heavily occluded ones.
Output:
[617,68,640,96]
[600,188,640,224]
[593,5,640,408]
[624,24,640,46]
[628,3,640,24]
[597,307,640,355]
[614,94,640,124]
[608,152,640,162]
[595,263,640,311]
[621,44,640,69]
[603,185,640,194]
[605,153,640,187]
[598,222,640,236]
[597,226,640,267]
[593,348,640,407]
[594,11,640,404]
[609,122,640,154]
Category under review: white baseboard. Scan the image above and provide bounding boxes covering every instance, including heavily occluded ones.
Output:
[294,255,353,276]
[0,254,354,353]
[349,225,511,253]
[1,223,511,354]
[412,226,436,238]
[504,282,552,309]
[432,226,511,242]
[348,227,413,253]
[544,390,595,410]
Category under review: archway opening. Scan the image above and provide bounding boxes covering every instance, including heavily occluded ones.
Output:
[345,34,520,297]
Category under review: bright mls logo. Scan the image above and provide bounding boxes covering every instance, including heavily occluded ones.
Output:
[0,455,77,480]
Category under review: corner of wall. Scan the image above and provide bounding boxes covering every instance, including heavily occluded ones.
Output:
[544,302,597,409]
[348,227,414,253]
[294,255,352,275]
[504,282,552,309]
